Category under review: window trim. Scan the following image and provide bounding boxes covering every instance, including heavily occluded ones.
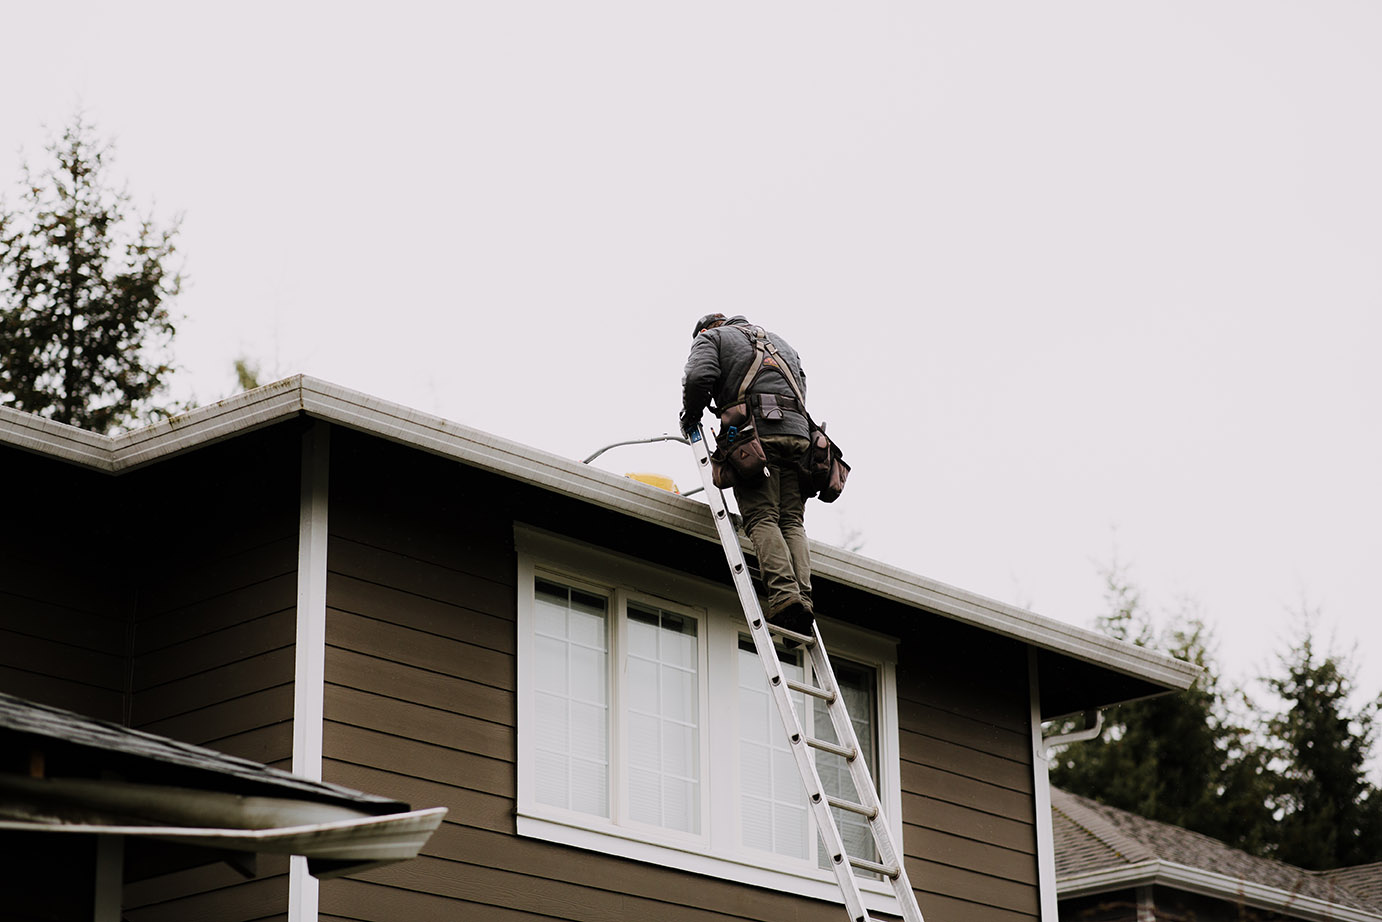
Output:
[515,524,903,915]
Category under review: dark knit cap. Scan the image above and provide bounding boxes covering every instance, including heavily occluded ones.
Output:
[691,313,727,339]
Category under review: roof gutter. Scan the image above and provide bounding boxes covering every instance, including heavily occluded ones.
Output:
[0,774,446,880]
[1059,860,1382,922]
[0,376,1200,694]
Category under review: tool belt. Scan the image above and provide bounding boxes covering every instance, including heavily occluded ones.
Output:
[708,400,768,489]
[710,327,849,502]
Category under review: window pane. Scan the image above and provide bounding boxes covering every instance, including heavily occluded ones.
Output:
[737,637,881,872]
[814,658,879,875]
[533,581,609,818]
[625,603,700,833]
[738,636,808,859]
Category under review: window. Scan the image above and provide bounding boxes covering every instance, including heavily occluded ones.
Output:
[516,527,901,914]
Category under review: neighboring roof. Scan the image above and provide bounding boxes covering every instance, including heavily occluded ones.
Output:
[1053,787,1382,922]
[0,375,1199,699]
[0,691,400,812]
[0,691,445,879]
[1321,866,1382,914]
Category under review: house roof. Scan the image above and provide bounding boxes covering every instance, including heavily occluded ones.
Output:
[0,690,401,812]
[0,375,1199,705]
[0,690,445,879]
[1053,787,1382,922]
[1321,865,1382,915]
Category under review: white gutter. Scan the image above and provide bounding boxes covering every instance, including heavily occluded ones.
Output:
[0,376,1199,693]
[0,774,446,880]
[1059,860,1382,922]
[0,809,447,879]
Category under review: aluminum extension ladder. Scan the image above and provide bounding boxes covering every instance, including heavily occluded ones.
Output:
[688,428,925,922]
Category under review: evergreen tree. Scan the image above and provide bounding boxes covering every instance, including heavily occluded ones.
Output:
[1265,620,1382,869]
[1049,561,1273,853]
[0,114,183,433]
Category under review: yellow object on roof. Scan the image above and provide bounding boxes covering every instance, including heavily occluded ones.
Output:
[625,472,679,494]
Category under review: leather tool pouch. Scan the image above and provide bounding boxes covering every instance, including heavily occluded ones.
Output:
[710,402,768,489]
[801,422,850,503]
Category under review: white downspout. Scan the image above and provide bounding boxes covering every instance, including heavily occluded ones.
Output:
[290,422,330,922]
[1028,648,1059,922]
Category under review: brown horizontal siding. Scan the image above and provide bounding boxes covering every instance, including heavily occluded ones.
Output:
[131,648,296,725]
[325,683,513,762]
[328,608,512,691]
[320,880,546,922]
[325,759,515,834]
[329,569,515,650]
[905,792,1035,852]
[133,571,297,655]
[132,610,295,692]
[336,849,844,922]
[0,626,126,693]
[894,619,1039,921]
[326,722,513,798]
[328,535,516,624]
[140,684,295,748]
[123,444,299,922]
[327,646,512,724]
[898,696,1031,763]
[122,872,288,922]
[0,586,128,650]
[134,536,297,622]
[0,664,123,722]
[0,552,132,718]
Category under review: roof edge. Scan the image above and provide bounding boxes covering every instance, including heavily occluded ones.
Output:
[0,375,1197,694]
[1059,860,1382,922]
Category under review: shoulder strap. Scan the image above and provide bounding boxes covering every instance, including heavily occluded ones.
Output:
[756,327,808,411]
[723,325,814,424]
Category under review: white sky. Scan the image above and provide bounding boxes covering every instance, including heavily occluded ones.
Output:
[4,2,1379,709]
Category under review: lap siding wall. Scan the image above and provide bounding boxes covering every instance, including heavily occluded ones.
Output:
[121,426,301,922]
[319,431,1042,922]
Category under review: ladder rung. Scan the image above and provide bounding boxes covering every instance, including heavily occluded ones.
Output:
[785,678,834,702]
[848,855,901,879]
[826,794,878,819]
[805,736,855,760]
[765,622,815,646]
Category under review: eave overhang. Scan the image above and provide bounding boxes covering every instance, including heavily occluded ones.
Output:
[0,375,1200,699]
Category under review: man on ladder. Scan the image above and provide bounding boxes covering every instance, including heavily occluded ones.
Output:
[680,313,815,636]
[680,315,924,922]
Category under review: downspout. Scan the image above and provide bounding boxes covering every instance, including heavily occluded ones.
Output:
[1028,649,1060,922]
[290,421,330,922]
[1029,659,1107,922]
[1041,710,1106,750]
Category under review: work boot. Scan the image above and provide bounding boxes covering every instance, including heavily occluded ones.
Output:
[767,599,814,646]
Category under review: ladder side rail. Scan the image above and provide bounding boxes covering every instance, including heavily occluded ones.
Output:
[808,631,925,922]
[690,430,877,922]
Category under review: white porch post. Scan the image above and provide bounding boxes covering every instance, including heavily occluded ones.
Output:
[290,422,330,922]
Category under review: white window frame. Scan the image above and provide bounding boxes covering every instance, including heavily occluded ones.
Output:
[516,525,903,915]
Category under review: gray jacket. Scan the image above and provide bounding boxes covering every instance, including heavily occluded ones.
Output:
[681,317,810,439]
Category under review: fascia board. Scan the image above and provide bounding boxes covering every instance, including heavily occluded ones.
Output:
[109,376,308,471]
[0,404,115,471]
[812,545,1201,691]
[0,375,1196,692]
[1059,860,1382,922]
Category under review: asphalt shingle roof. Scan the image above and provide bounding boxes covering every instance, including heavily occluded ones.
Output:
[1052,787,1379,913]
[0,691,405,813]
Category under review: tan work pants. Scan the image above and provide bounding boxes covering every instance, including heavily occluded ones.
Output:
[734,435,812,617]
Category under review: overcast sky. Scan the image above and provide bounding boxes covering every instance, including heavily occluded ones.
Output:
[4,2,1379,711]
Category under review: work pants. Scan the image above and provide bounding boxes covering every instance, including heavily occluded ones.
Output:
[734,435,812,617]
